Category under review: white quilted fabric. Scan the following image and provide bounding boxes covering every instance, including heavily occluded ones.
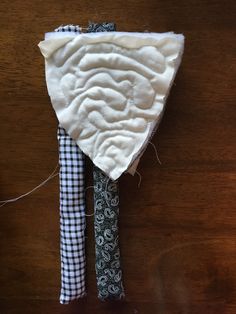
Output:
[39,32,184,180]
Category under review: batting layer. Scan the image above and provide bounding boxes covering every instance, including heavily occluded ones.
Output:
[39,32,184,180]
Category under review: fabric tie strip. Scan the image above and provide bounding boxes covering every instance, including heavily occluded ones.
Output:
[38,23,184,303]
[56,26,86,304]
[86,22,125,300]
[93,166,124,299]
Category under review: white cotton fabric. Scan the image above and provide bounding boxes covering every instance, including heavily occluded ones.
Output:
[38,32,184,180]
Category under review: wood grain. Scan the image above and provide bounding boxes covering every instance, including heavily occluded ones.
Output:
[0,0,235,313]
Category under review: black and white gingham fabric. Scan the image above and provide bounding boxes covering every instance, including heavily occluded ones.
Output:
[58,126,86,304]
[55,25,86,304]
[55,24,81,33]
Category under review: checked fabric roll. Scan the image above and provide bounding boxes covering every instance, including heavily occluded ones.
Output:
[56,25,86,304]
[58,126,86,304]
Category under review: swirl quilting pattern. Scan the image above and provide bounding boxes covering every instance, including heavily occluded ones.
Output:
[87,22,125,300]
[93,166,125,300]
[39,32,184,180]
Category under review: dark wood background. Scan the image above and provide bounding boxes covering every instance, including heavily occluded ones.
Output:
[0,0,235,313]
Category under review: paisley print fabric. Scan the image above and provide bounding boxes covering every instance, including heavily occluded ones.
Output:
[87,22,116,33]
[87,21,124,300]
[93,166,125,300]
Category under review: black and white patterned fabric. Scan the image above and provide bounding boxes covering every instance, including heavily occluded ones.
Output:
[55,24,86,305]
[58,126,86,304]
[55,22,124,303]
[93,166,125,300]
[87,22,116,33]
[55,24,81,33]
[86,22,125,300]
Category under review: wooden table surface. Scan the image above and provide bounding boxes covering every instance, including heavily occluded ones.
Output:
[0,1,235,313]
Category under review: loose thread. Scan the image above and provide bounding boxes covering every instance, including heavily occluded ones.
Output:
[148,141,162,165]
[85,210,95,217]
[84,185,95,217]
[84,176,118,216]
[104,176,111,208]
[0,164,59,208]
[84,185,95,192]
[135,170,142,188]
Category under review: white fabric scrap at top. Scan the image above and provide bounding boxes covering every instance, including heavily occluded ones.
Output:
[39,32,184,180]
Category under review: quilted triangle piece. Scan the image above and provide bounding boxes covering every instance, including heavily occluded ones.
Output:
[39,31,184,180]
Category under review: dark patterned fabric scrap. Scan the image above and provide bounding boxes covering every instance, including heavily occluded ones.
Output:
[87,21,125,300]
[93,167,125,300]
[87,22,116,33]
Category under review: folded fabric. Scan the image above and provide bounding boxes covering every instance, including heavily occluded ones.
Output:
[56,25,87,304]
[38,28,185,303]
[86,21,125,300]
[56,22,124,303]
[94,166,124,299]
[38,32,184,180]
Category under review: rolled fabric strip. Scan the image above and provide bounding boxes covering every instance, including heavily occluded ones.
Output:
[58,126,86,304]
[93,166,125,300]
[56,25,86,304]
[85,21,124,300]
[86,21,124,300]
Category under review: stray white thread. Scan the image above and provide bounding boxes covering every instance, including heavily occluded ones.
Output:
[84,185,94,192]
[84,185,95,216]
[104,176,111,207]
[148,141,162,165]
[0,164,59,208]
[135,170,142,188]
[85,211,95,217]
[80,26,89,32]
